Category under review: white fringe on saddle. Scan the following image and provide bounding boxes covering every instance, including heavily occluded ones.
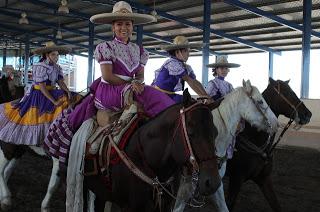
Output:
[66,118,96,212]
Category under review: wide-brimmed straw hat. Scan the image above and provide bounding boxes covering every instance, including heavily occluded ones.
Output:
[161,36,202,51]
[2,65,14,72]
[206,56,240,68]
[90,1,156,25]
[32,41,71,55]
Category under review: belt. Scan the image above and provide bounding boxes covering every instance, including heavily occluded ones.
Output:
[33,85,55,90]
[153,86,176,95]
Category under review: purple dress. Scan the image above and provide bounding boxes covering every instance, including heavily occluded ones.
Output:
[44,38,175,164]
[205,76,238,159]
[0,61,72,145]
[152,57,196,103]
[205,76,234,100]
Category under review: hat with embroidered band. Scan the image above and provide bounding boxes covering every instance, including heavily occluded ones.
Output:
[206,56,240,68]
[161,36,202,51]
[90,1,156,25]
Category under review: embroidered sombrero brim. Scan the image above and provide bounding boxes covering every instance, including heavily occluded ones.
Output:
[161,43,203,51]
[206,62,240,68]
[33,46,71,55]
[90,13,156,25]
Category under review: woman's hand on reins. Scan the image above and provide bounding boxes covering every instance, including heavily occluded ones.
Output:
[131,81,144,95]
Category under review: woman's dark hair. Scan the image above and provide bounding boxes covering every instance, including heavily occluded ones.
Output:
[168,48,188,57]
[39,53,47,62]
[212,68,217,76]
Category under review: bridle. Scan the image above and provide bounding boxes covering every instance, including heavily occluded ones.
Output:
[175,101,217,172]
[107,101,217,209]
[237,82,304,159]
[243,87,273,132]
[273,82,303,120]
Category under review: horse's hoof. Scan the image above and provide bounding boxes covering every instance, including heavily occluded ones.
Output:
[1,197,12,211]
[41,208,50,212]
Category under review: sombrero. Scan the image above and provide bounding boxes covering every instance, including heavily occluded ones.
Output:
[90,1,156,25]
[161,36,202,51]
[206,56,240,68]
[32,41,71,55]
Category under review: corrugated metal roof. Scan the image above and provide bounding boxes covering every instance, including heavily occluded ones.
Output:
[0,0,319,57]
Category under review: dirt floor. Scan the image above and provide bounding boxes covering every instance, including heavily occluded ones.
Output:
[3,145,320,212]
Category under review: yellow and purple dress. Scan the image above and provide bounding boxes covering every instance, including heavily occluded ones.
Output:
[0,61,72,145]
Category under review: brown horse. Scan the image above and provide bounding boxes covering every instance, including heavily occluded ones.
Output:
[226,78,312,212]
[83,90,221,212]
[0,76,24,103]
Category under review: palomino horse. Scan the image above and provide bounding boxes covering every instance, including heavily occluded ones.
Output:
[81,89,221,212]
[226,78,312,212]
[172,80,279,212]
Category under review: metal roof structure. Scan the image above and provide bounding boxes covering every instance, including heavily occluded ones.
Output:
[0,0,319,57]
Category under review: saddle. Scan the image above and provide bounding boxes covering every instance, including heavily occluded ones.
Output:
[84,103,146,177]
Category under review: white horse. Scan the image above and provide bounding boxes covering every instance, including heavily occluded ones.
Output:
[172,80,279,212]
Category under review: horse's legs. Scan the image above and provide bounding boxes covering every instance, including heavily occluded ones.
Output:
[41,157,60,212]
[4,158,18,183]
[226,173,245,211]
[254,175,281,212]
[208,162,229,212]
[172,175,193,212]
[0,149,12,210]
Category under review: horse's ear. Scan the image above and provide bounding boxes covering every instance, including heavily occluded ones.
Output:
[269,77,276,84]
[243,79,252,93]
[182,88,192,107]
[285,79,290,84]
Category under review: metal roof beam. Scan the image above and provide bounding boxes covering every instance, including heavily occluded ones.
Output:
[143,32,219,55]
[0,23,88,49]
[0,9,109,41]
[146,49,167,57]
[224,0,320,39]
[125,0,280,55]
[23,0,90,19]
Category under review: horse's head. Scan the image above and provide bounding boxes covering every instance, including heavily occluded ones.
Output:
[172,89,221,195]
[0,76,12,103]
[264,78,312,125]
[239,80,278,134]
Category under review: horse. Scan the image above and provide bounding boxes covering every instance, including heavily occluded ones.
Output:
[0,94,82,212]
[172,80,279,212]
[226,78,312,212]
[0,89,221,212]
[0,76,24,104]
[79,89,222,212]
[0,76,12,103]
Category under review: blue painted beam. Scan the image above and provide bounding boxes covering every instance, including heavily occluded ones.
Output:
[0,23,88,49]
[202,0,210,86]
[125,0,280,54]
[3,47,7,66]
[88,21,94,86]
[24,34,30,85]
[136,25,143,46]
[268,52,273,78]
[224,0,320,39]
[301,0,311,98]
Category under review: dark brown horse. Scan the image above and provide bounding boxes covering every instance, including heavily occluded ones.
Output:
[83,90,221,212]
[226,78,312,212]
[0,76,24,103]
